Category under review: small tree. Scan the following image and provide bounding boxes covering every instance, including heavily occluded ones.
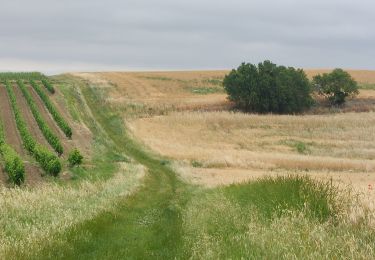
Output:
[68,149,83,167]
[313,69,359,106]
[223,61,313,113]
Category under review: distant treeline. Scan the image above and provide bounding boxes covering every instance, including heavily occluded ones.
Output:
[0,72,47,80]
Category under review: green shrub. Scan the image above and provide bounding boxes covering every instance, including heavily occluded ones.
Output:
[313,68,359,105]
[0,123,25,185]
[4,80,61,176]
[41,79,55,94]
[68,149,83,167]
[223,61,313,113]
[1,144,25,185]
[30,80,72,138]
[17,80,63,155]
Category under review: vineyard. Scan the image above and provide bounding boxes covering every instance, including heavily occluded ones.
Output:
[0,73,80,185]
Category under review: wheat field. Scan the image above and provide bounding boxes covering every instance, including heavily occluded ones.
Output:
[72,70,375,193]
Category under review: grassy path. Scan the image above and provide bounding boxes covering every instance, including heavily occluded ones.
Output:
[36,80,190,259]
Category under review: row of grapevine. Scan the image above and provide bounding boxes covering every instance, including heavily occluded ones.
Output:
[0,121,25,185]
[4,80,61,176]
[41,79,55,94]
[30,80,72,138]
[0,72,47,81]
[17,80,63,155]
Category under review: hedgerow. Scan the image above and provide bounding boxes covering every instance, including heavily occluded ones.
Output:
[17,80,63,155]
[30,80,72,138]
[41,79,55,94]
[0,72,47,81]
[4,80,61,176]
[0,122,25,185]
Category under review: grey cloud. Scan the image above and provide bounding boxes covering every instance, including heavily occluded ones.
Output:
[0,0,374,73]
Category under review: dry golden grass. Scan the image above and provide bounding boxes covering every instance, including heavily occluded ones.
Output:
[305,69,375,83]
[74,71,230,115]
[129,111,375,191]
[97,71,226,109]
[75,70,375,117]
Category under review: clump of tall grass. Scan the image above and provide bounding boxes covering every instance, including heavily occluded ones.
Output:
[223,175,342,222]
[182,175,375,259]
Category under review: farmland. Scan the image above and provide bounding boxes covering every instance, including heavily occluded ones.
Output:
[0,70,375,258]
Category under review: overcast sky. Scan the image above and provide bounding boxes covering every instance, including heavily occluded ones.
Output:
[0,0,374,74]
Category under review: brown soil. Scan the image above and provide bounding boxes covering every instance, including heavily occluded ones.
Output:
[12,83,53,151]
[27,84,72,158]
[0,84,25,155]
[0,84,43,186]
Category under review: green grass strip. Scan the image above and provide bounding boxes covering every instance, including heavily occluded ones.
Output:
[30,80,72,138]
[3,80,61,176]
[17,80,63,155]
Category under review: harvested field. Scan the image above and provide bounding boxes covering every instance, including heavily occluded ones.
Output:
[74,71,230,116]
[129,110,375,198]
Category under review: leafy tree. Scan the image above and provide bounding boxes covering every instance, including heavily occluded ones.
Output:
[223,61,313,113]
[312,69,359,105]
[68,149,83,167]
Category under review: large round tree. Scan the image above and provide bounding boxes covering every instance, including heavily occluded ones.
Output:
[223,61,313,113]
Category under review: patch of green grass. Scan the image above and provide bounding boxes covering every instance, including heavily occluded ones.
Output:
[187,86,224,95]
[191,160,203,168]
[281,139,311,154]
[182,177,374,259]
[140,76,174,81]
[223,175,340,221]
[201,78,223,86]
[358,83,375,90]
